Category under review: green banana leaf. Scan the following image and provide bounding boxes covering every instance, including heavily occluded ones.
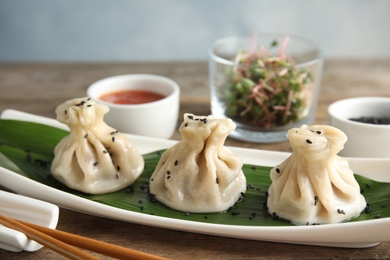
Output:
[0,119,389,226]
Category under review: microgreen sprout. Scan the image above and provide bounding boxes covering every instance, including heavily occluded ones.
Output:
[219,37,314,129]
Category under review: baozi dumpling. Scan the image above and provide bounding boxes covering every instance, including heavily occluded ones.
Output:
[267,124,366,225]
[149,113,246,213]
[51,97,144,194]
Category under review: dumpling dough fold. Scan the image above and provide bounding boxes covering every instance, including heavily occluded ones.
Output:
[149,113,246,213]
[267,125,366,225]
[51,97,144,194]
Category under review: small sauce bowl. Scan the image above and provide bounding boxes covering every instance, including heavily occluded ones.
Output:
[328,97,390,158]
[87,74,180,139]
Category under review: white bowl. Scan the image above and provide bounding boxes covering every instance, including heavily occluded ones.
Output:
[328,97,390,158]
[87,74,180,139]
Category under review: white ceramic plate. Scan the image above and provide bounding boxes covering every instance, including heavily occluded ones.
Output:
[1,109,390,248]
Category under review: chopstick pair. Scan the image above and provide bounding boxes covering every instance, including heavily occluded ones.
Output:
[0,214,168,260]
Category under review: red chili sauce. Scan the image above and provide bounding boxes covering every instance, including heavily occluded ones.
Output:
[100,90,165,105]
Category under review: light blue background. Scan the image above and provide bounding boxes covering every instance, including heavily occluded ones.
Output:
[0,0,389,62]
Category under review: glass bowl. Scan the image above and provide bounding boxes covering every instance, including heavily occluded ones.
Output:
[209,33,323,143]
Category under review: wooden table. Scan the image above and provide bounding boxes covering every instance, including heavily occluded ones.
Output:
[0,61,389,259]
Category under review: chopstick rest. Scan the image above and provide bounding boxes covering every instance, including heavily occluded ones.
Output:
[0,214,98,259]
[0,214,168,260]
[0,189,59,252]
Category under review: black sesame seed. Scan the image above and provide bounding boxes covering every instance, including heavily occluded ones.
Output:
[34,158,49,169]
[188,115,193,119]
[93,162,98,166]
[87,98,91,100]
[306,139,312,144]
[231,211,240,216]
[167,175,171,179]
[174,160,178,166]
[112,137,115,142]
[103,150,108,154]
[117,165,120,171]
[151,178,154,181]
[87,104,92,107]
[247,183,255,189]
[316,130,322,134]
[184,123,188,127]
[84,133,88,138]
[314,196,318,206]
[216,177,219,184]
[275,168,280,174]
[167,170,171,175]
[64,110,67,115]
[203,118,208,124]
[364,203,371,214]
[337,209,345,215]
[148,193,157,202]
[116,173,119,179]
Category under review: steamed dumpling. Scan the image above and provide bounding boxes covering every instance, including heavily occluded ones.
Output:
[267,124,366,225]
[51,97,144,194]
[149,113,246,213]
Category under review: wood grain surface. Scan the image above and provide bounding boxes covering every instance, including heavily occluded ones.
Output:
[0,60,389,259]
